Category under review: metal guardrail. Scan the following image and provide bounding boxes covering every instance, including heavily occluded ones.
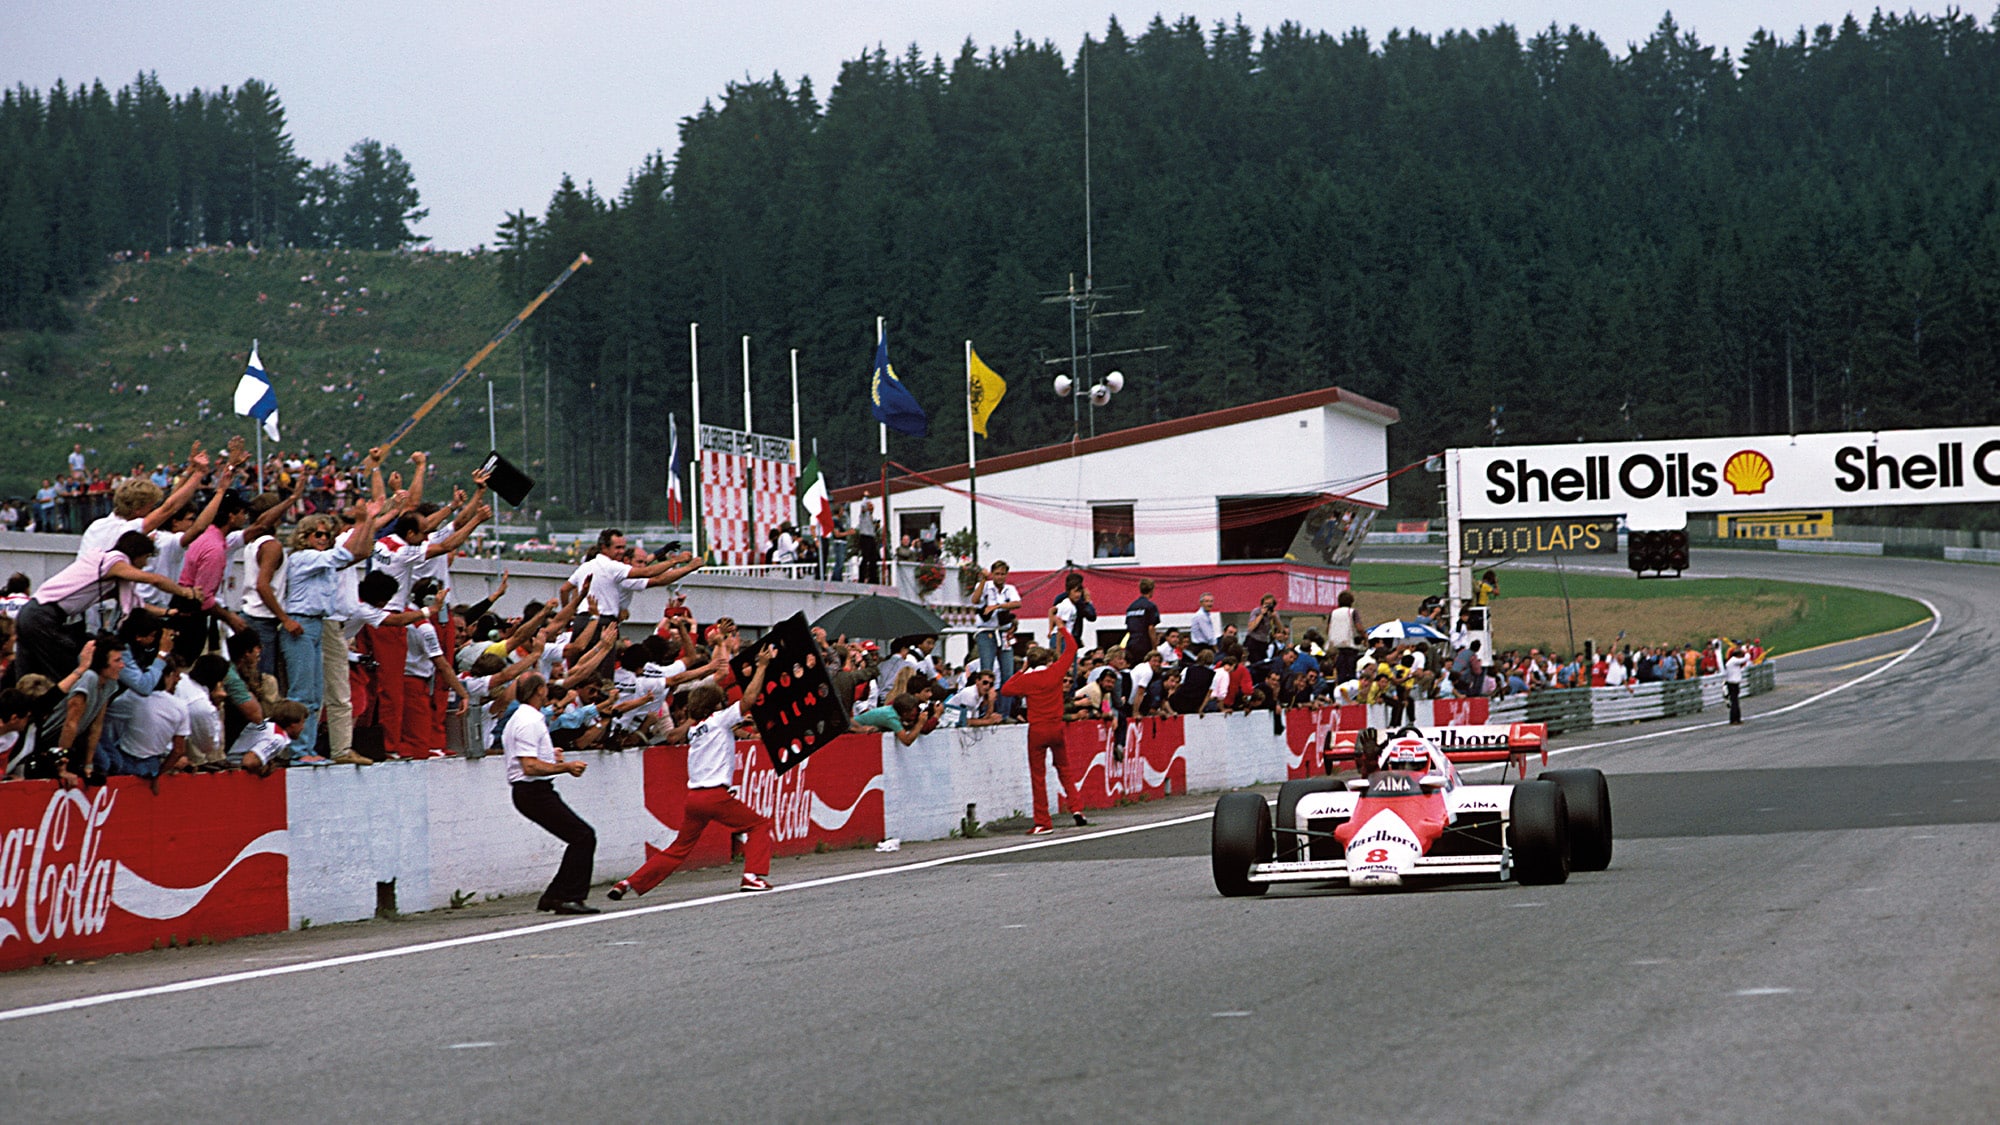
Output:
[1485,663,1775,735]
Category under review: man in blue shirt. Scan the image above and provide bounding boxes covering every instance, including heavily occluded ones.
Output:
[1123,578,1161,665]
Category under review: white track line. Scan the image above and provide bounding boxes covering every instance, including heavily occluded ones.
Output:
[0,598,1945,1024]
[0,812,1214,1024]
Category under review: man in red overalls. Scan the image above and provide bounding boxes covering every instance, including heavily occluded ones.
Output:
[1001,609,1089,836]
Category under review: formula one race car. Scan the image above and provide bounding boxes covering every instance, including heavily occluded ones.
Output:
[1210,726,1612,895]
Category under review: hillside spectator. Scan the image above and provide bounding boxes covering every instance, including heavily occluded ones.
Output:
[1155,627,1186,667]
[34,480,57,530]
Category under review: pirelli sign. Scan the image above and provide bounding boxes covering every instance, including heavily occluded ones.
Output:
[1716,511,1832,540]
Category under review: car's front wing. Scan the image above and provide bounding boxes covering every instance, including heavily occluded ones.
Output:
[1246,853,1510,884]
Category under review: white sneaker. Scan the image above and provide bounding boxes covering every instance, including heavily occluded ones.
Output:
[739,874,774,893]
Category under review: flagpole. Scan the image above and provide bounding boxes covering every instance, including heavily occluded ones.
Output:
[741,335,752,432]
[812,435,824,580]
[690,322,703,560]
[789,348,802,474]
[965,339,978,568]
[253,337,264,493]
[877,316,890,589]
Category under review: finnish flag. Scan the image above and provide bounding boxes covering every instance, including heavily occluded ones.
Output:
[234,342,281,442]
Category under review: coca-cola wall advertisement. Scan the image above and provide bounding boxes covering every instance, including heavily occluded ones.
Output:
[1067,717,1187,809]
[1284,706,1347,780]
[0,775,288,972]
[640,733,885,867]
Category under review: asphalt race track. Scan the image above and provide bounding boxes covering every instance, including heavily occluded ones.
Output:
[2,548,1995,1123]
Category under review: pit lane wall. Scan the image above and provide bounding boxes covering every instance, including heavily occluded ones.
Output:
[0,670,1770,969]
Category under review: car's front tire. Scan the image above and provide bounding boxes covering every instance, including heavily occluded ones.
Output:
[1510,780,1570,886]
[1212,792,1273,897]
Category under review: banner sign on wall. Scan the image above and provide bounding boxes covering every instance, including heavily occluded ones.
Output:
[1716,510,1833,539]
[0,775,288,972]
[698,424,798,567]
[1456,427,2000,526]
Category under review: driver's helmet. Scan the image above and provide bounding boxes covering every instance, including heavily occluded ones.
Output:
[1380,735,1433,774]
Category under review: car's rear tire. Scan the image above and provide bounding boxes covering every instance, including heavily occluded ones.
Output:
[1510,780,1570,886]
[1275,777,1345,860]
[1543,768,1613,872]
[1212,792,1273,897]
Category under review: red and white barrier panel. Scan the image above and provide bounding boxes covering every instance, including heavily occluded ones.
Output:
[638,734,886,869]
[0,775,288,972]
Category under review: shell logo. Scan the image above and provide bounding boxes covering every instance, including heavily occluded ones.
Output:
[1724,450,1774,495]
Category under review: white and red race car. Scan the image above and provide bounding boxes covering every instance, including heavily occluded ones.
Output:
[1210,726,1612,895]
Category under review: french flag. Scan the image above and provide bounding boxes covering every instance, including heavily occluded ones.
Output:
[666,413,685,525]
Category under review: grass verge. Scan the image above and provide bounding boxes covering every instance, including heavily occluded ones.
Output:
[1347,563,1929,656]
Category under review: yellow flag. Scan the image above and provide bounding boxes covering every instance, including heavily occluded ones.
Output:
[967,345,1008,438]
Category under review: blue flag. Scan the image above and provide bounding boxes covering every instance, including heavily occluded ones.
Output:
[233,342,281,441]
[870,330,928,437]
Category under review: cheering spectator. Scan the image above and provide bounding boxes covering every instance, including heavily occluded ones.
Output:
[15,530,191,682]
[1000,611,1086,834]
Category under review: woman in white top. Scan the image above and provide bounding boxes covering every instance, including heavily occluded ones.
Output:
[609,646,776,898]
[504,672,599,915]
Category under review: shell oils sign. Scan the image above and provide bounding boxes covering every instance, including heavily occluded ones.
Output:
[1454,427,2000,522]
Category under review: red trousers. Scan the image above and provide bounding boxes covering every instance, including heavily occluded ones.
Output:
[398,674,446,757]
[1027,722,1080,829]
[623,786,772,894]
[363,623,408,751]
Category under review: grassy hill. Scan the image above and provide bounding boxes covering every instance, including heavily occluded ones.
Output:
[0,247,534,501]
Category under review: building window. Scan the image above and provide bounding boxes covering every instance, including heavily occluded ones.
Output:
[898,509,941,560]
[1218,495,1317,561]
[1093,504,1135,559]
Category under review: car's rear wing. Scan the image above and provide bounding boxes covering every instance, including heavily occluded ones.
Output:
[1325,724,1549,770]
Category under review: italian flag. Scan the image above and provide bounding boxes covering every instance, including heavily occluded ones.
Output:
[797,455,834,534]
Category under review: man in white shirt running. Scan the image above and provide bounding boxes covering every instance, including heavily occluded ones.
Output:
[609,646,777,898]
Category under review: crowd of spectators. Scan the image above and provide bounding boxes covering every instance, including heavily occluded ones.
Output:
[0,429,1771,795]
[4,441,392,535]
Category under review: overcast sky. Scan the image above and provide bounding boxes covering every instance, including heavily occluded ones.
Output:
[7,2,1955,249]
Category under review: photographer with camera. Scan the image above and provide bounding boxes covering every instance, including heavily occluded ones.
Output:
[974,560,1022,719]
